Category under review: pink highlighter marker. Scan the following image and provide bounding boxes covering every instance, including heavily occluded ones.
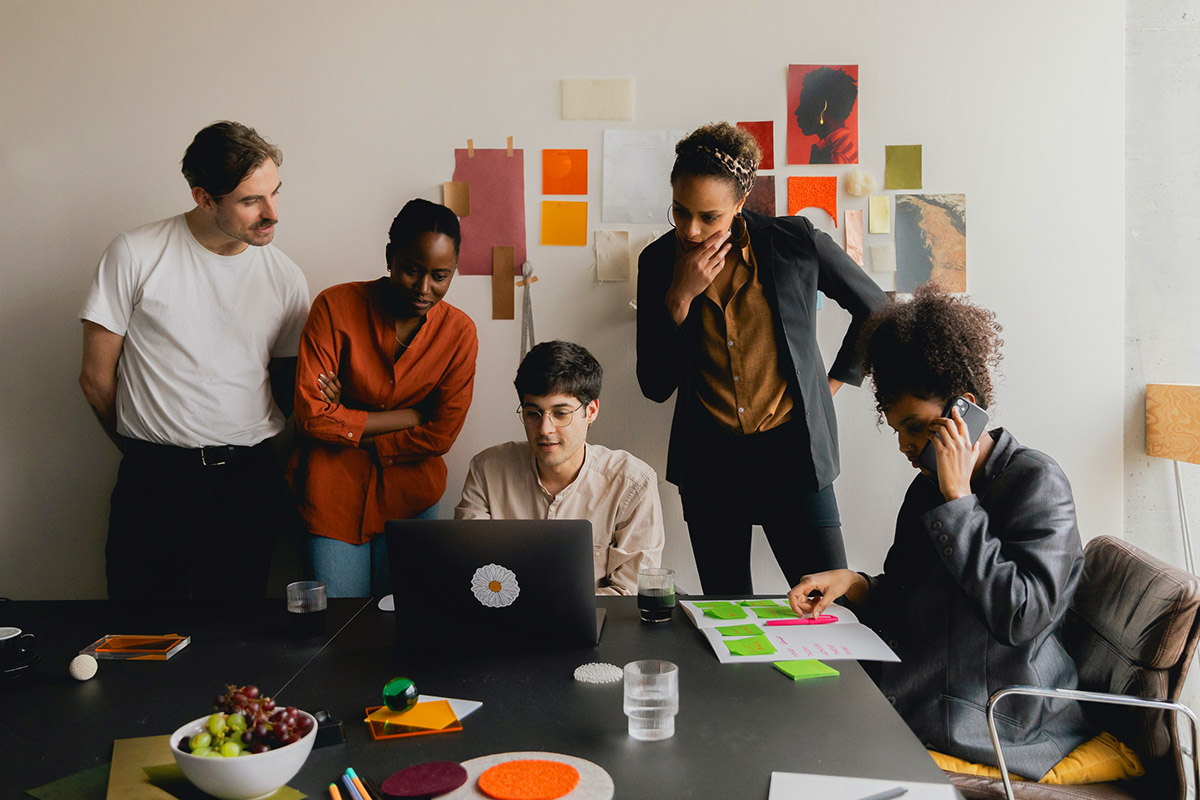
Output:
[765,614,839,626]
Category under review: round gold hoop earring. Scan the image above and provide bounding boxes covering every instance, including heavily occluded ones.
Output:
[666,206,676,228]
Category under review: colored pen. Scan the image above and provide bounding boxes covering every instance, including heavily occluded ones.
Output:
[856,787,907,800]
[361,773,387,800]
[328,783,343,800]
[347,768,372,800]
[765,614,838,626]
[341,773,366,800]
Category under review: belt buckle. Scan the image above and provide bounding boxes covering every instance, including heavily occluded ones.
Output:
[200,446,228,467]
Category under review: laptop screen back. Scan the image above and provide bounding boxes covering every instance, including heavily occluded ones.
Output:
[385,518,599,649]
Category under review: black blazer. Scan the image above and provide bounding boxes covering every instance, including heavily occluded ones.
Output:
[636,211,886,489]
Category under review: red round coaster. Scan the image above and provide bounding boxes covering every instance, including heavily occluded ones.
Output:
[381,761,469,798]
[477,759,580,800]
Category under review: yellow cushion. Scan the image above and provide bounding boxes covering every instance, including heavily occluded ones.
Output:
[929,732,1144,784]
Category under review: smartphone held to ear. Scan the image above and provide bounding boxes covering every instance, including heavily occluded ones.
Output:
[917,396,990,475]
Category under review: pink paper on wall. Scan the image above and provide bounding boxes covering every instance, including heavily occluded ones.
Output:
[844,209,863,265]
[452,149,527,275]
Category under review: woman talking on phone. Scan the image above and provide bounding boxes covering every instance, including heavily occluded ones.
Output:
[636,122,886,594]
[785,287,1134,782]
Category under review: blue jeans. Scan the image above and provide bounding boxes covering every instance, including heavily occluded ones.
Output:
[306,504,437,598]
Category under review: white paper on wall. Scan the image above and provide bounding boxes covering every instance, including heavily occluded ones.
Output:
[602,129,686,224]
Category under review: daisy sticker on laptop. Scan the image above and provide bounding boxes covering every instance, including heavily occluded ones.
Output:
[471,564,520,608]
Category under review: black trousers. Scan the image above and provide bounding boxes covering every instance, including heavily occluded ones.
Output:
[679,413,847,595]
[105,440,294,600]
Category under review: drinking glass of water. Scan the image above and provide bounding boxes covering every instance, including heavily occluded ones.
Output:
[623,659,679,740]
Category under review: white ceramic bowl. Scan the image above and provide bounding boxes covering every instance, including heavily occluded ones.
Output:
[170,710,316,800]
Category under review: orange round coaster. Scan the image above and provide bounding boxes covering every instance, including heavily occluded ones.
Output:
[477,759,580,800]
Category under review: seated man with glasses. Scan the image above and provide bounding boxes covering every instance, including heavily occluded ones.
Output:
[454,340,665,595]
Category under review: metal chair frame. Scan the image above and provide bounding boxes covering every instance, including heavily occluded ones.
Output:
[986,685,1200,800]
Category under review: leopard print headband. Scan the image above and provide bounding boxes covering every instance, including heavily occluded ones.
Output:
[694,145,757,197]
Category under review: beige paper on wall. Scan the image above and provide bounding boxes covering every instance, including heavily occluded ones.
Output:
[442,181,470,217]
[844,209,863,266]
[595,230,631,281]
[868,195,890,234]
[561,79,635,120]
[870,243,897,273]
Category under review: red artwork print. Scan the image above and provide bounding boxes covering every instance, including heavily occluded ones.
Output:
[736,121,774,170]
[787,64,860,165]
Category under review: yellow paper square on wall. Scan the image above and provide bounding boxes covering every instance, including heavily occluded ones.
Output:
[541,201,588,246]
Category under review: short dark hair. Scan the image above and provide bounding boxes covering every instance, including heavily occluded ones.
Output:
[514,341,603,405]
[386,198,462,261]
[180,121,282,199]
[859,285,1004,420]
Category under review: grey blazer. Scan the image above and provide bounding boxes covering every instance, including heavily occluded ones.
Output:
[635,211,886,490]
[855,428,1092,780]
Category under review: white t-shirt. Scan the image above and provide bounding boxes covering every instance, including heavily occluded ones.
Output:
[80,214,310,447]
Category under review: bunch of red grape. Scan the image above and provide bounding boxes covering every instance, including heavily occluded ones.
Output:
[178,684,314,757]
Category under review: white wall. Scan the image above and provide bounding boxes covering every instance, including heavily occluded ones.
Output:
[0,0,1125,599]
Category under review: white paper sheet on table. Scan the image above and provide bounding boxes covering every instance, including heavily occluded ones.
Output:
[602,129,685,223]
[680,598,899,664]
[769,772,958,799]
[417,695,482,721]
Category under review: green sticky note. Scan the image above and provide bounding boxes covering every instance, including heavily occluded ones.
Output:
[693,601,726,607]
[738,599,780,607]
[885,144,922,189]
[751,605,800,620]
[773,660,841,680]
[703,604,749,620]
[725,635,778,657]
[716,623,764,637]
[26,763,110,800]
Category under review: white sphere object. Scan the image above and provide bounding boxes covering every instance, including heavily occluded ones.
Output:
[70,653,98,681]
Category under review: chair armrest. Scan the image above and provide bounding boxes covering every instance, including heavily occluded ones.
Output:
[985,685,1200,800]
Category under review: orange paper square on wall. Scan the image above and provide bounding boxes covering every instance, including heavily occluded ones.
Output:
[541,201,588,246]
[542,149,588,195]
[787,176,838,226]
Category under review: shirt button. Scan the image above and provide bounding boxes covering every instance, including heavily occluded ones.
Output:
[738,407,744,413]
[932,521,942,530]
[347,432,354,438]
[733,376,740,382]
[727,340,734,347]
[887,695,896,705]
[938,533,949,543]
[943,547,954,557]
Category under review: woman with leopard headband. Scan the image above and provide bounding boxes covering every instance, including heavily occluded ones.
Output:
[636,122,886,593]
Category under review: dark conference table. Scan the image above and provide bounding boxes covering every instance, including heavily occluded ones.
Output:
[4,597,954,798]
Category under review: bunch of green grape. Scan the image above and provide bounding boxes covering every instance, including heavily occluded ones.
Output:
[178,684,313,758]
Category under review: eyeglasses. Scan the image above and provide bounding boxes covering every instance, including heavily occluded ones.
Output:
[517,402,585,428]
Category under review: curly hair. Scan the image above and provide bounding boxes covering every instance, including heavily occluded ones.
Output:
[670,122,763,199]
[859,285,1004,420]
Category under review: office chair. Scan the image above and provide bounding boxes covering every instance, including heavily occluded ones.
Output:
[948,535,1200,800]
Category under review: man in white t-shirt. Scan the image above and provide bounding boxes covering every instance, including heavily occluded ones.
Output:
[79,121,311,600]
[455,341,665,595]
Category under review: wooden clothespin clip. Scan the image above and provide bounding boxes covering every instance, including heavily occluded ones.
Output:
[506,136,514,157]
[467,138,474,158]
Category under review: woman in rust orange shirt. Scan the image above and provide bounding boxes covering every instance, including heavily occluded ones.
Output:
[289,199,478,597]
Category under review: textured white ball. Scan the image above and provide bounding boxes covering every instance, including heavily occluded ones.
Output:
[69,654,98,681]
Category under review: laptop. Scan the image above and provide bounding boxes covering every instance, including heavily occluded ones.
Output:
[385,519,605,649]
